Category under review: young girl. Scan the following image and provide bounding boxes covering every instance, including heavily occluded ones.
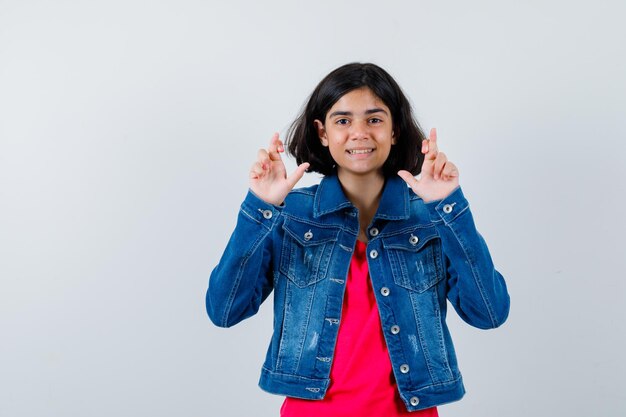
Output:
[206,63,510,416]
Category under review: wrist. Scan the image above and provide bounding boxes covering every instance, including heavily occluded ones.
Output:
[248,189,284,208]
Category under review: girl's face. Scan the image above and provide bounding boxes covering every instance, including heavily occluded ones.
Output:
[314,87,395,180]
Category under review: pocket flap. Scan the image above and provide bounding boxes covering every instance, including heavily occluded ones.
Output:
[381,227,439,252]
[282,217,340,247]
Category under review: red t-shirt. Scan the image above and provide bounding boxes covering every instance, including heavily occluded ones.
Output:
[281,240,438,417]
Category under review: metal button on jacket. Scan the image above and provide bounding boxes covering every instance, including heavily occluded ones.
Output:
[410,397,420,406]
[369,249,378,259]
[443,204,453,214]
[409,235,419,245]
[304,230,313,241]
[390,325,400,334]
[400,364,410,373]
[369,227,379,237]
[380,287,390,296]
[262,210,273,219]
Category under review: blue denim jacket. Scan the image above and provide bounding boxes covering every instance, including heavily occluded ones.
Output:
[206,174,510,411]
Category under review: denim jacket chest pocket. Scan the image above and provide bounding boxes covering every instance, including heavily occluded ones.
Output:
[382,227,444,293]
[280,217,341,288]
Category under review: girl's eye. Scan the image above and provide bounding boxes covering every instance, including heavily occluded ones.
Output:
[335,118,349,125]
[369,117,382,124]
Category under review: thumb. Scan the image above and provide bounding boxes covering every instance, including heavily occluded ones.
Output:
[397,170,419,189]
[286,162,310,189]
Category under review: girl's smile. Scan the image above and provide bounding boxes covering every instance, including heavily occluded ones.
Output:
[346,147,374,155]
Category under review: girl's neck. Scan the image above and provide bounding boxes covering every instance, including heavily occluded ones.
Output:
[337,169,385,241]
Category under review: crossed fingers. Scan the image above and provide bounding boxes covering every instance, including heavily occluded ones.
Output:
[250,133,284,179]
[422,128,458,181]
[267,133,284,161]
[422,127,438,158]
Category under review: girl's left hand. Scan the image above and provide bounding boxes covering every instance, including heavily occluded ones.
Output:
[398,128,460,203]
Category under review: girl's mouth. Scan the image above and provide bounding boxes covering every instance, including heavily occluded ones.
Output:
[347,149,374,155]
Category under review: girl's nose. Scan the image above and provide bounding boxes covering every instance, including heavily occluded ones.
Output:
[349,121,369,140]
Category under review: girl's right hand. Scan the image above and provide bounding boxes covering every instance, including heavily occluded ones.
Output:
[249,133,310,206]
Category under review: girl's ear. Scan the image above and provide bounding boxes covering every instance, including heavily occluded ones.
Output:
[314,119,328,147]
[392,130,396,145]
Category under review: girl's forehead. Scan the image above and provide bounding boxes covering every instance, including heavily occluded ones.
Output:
[328,87,389,112]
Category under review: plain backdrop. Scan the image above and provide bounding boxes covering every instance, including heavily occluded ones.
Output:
[1,1,625,416]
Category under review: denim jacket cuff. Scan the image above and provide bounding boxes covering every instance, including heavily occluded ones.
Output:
[240,189,284,229]
[424,186,469,224]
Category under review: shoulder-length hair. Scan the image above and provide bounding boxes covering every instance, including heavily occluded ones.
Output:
[286,62,426,177]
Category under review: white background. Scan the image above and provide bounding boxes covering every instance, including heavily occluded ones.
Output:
[1,1,625,416]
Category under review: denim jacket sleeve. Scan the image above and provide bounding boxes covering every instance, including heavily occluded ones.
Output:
[425,186,510,329]
[206,190,280,328]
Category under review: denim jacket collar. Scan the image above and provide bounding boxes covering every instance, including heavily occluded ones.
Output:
[313,174,410,220]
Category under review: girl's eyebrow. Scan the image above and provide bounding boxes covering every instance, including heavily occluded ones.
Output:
[328,108,389,118]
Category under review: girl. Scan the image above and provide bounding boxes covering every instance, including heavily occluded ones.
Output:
[206,63,510,416]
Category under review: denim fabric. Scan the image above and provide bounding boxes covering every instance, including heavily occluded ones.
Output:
[206,175,510,411]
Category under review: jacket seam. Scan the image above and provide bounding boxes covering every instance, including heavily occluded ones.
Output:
[442,207,497,327]
[221,220,272,326]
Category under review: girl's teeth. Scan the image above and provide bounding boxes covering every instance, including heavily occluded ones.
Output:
[349,149,372,154]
